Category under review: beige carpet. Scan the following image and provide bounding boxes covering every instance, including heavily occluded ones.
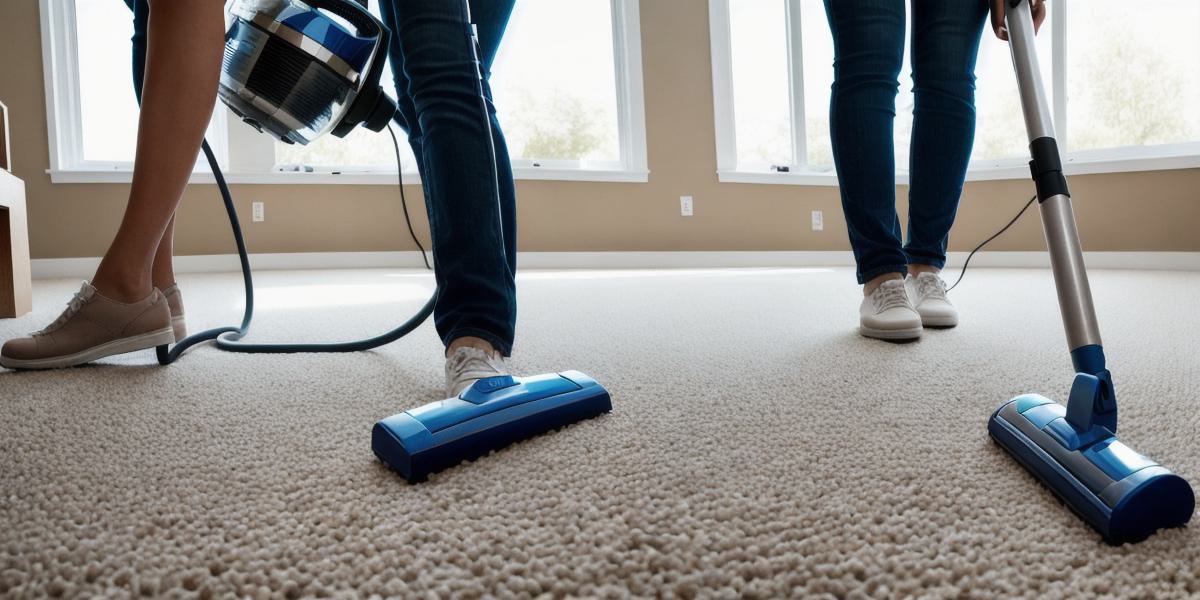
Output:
[1,267,1198,598]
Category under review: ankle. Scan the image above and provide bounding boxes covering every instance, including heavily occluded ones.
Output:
[863,273,903,296]
[90,273,153,304]
[152,264,176,291]
[153,276,178,291]
[907,264,941,278]
[446,336,498,358]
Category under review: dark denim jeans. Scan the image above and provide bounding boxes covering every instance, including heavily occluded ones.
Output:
[823,0,989,284]
[125,0,519,355]
[379,0,518,355]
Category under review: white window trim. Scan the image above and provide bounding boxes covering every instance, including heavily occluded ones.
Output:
[708,0,1200,187]
[39,0,78,177]
[610,0,649,180]
[40,0,649,185]
[708,0,739,181]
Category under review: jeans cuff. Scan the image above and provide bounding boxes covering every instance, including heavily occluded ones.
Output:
[443,327,513,357]
[857,264,908,285]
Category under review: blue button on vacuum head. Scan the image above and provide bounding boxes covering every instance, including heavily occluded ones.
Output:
[372,371,612,482]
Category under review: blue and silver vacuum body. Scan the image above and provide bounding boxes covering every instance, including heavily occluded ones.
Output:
[373,372,612,482]
[219,0,396,145]
[988,0,1193,545]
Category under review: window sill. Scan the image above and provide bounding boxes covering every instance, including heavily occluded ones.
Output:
[718,149,1200,187]
[716,170,840,187]
[46,166,651,185]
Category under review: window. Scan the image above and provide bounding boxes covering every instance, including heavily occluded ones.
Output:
[492,0,624,167]
[41,0,647,184]
[709,0,1200,185]
[1065,0,1200,155]
[73,0,139,164]
[42,0,227,172]
[727,0,791,170]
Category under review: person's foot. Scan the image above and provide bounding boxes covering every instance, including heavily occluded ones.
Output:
[161,283,187,342]
[444,346,510,398]
[0,282,174,370]
[859,279,922,340]
[906,272,958,328]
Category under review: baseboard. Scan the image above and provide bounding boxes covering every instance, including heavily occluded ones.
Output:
[30,252,425,279]
[30,250,1200,280]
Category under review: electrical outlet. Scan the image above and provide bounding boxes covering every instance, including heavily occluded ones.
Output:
[252,201,265,222]
[811,210,823,231]
[680,196,694,217]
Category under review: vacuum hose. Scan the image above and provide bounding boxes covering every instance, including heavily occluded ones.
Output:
[156,119,436,364]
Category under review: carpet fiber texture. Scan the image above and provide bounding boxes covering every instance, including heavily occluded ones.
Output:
[1,267,1198,598]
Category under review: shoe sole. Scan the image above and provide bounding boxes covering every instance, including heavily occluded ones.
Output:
[0,327,176,370]
[860,324,923,341]
[921,315,959,328]
[172,316,187,342]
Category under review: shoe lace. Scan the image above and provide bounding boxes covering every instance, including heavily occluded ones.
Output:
[34,288,89,336]
[873,282,910,312]
[916,274,948,301]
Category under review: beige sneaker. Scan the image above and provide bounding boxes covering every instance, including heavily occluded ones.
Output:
[162,283,187,342]
[444,346,510,398]
[0,282,174,370]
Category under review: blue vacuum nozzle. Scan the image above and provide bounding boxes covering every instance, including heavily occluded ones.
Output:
[989,386,1194,544]
[373,371,611,482]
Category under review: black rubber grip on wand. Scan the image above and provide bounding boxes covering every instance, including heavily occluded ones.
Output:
[1029,136,1070,202]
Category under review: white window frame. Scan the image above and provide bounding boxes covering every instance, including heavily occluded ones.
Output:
[708,0,1200,187]
[40,0,648,185]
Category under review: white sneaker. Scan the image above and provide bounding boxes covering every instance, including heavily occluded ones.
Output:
[859,279,923,340]
[444,346,511,398]
[906,272,958,328]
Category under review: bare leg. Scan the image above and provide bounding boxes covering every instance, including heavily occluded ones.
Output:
[151,217,176,290]
[91,0,224,302]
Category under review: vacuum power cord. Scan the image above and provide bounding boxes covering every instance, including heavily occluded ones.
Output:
[388,123,431,270]
[947,194,1037,292]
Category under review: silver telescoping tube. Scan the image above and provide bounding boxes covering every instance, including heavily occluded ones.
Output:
[1005,0,1103,351]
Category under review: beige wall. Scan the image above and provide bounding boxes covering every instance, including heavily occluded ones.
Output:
[2,0,1197,261]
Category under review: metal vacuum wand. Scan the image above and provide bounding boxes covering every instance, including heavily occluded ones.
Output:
[1006,0,1116,432]
[1005,0,1103,354]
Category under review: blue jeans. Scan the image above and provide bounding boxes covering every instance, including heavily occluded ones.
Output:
[379,0,518,356]
[823,0,989,284]
[125,0,519,355]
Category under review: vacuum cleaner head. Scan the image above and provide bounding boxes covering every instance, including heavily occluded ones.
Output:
[373,371,611,482]
[219,0,396,145]
[989,390,1194,544]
